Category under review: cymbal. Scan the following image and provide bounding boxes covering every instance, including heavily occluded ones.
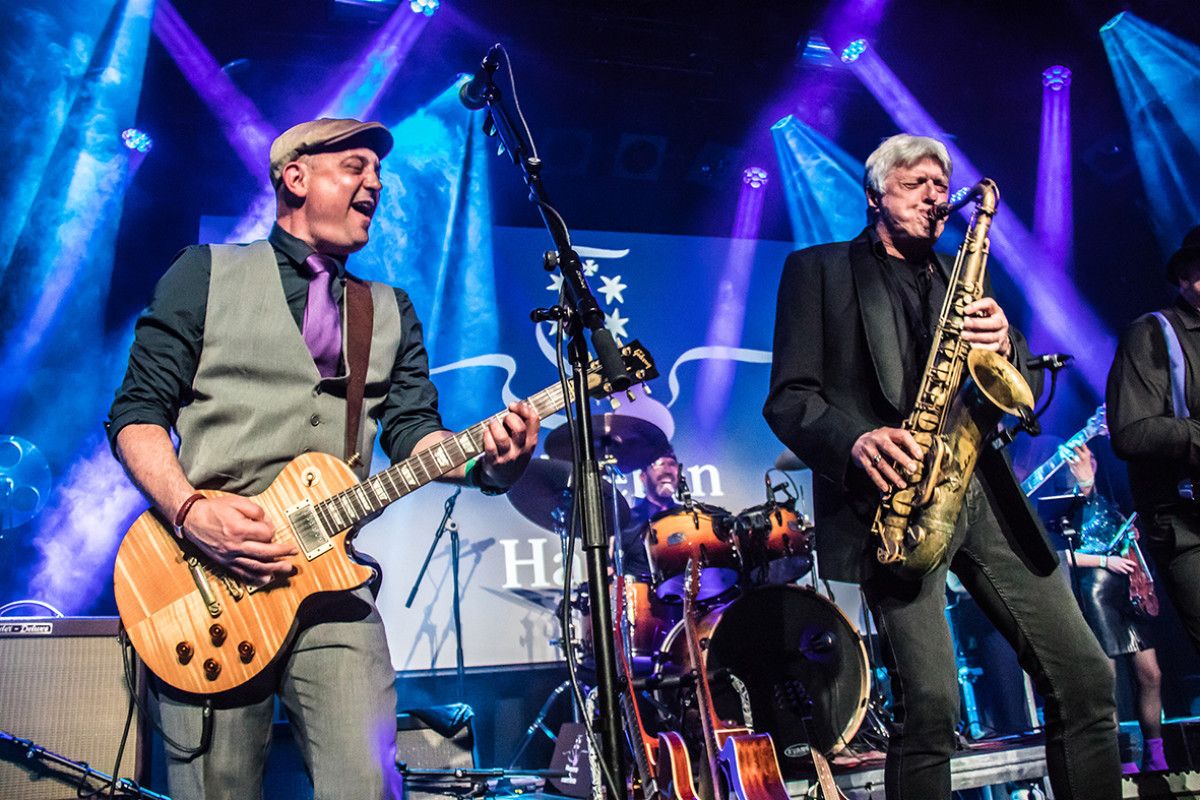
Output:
[544,415,669,472]
[774,448,808,471]
[508,459,631,532]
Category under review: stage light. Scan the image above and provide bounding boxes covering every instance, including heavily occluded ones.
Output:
[798,35,838,68]
[1042,65,1072,91]
[742,167,769,188]
[949,186,971,205]
[1101,12,1126,32]
[121,128,153,153]
[770,115,864,249]
[409,0,438,15]
[1101,11,1200,259]
[841,39,867,64]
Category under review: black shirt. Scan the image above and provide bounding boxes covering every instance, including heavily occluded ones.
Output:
[869,231,949,411]
[106,224,446,462]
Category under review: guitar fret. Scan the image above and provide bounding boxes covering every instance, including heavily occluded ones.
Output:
[368,477,389,505]
[398,464,417,489]
[431,444,451,471]
[356,484,375,511]
[328,496,348,527]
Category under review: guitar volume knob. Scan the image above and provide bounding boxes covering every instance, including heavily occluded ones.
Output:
[176,641,194,664]
[203,659,221,680]
[209,624,226,646]
[238,641,255,663]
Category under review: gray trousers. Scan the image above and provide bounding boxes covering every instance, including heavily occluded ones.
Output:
[864,478,1121,800]
[156,588,403,800]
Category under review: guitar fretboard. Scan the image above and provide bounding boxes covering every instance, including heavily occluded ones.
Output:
[311,379,574,535]
[1020,404,1107,496]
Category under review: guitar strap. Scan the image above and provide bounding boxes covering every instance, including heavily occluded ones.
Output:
[1151,311,1190,419]
[344,275,374,464]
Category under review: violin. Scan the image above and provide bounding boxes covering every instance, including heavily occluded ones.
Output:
[1120,516,1159,618]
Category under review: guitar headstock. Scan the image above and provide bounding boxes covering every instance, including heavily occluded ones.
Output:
[1089,404,1108,438]
[585,339,658,403]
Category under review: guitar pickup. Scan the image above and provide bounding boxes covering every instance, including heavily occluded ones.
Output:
[285,499,333,561]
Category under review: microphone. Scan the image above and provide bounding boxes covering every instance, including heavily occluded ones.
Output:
[1028,353,1073,371]
[459,44,501,110]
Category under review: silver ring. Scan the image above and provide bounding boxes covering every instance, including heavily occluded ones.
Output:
[871,454,882,467]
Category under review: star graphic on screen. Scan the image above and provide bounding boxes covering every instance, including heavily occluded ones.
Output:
[582,259,600,277]
[598,274,627,305]
[546,273,564,293]
[605,308,629,339]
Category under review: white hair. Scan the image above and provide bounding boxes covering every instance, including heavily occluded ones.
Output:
[863,134,952,195]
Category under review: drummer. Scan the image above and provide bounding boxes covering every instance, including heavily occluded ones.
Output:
[619,444,680,576]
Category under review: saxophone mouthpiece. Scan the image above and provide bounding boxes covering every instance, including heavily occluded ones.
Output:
[931,203,952,221]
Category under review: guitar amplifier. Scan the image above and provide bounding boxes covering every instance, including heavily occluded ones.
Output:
[0,617,149,800]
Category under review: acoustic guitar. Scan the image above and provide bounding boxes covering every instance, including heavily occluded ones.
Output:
[114,342,656,695]
[682,560,789,800]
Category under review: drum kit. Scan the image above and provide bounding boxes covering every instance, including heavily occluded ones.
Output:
[506,415,872,781]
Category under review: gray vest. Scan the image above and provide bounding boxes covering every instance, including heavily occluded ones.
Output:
[177,240,402,495]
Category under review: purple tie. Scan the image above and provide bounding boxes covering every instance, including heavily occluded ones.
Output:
[302,253,342,378]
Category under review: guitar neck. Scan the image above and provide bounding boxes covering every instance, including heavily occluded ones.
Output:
[614,578,659,796]
[311,380,573,535]
[1021,423,1101,495]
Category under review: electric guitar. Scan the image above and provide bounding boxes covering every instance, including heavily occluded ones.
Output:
[114,342,657,695]
[613,575,699,800]
[1020,404,1107,495]
[682,560,789,800]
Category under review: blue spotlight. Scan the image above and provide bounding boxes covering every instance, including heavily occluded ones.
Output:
[1101,12,1126,32]
[409,0,438,15]
[841,39,867,64]
[949,186,972,205]
[121,128,153,153]
[1042,65,1072,91]
[743,166,769,189]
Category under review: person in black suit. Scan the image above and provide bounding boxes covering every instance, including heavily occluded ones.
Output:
[763,133,1119,799]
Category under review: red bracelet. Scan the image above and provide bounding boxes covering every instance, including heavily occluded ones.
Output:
[173,492,206,537]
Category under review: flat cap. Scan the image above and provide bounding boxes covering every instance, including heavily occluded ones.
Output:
[269,118,393,189]
[1166,224,1200,284]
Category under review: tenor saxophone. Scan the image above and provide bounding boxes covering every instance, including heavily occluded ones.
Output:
[872,179,1036,579]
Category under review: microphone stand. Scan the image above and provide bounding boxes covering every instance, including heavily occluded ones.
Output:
[406,487,467,698]
[464,44,630,795]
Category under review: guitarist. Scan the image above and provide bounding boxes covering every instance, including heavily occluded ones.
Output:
[1032,443,1167,773]
[106,118,539,800]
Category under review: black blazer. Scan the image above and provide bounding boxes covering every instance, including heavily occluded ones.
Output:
[763,228,1056,583]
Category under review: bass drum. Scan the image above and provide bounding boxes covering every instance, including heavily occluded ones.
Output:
[658,585,869,780]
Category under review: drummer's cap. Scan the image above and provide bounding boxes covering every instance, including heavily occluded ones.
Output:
[645,444,677,467]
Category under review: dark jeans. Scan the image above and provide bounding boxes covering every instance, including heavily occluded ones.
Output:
[1144,505,1200,655]
[864,478,1120,800]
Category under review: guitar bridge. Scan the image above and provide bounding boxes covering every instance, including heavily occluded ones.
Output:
[286,500,333,561]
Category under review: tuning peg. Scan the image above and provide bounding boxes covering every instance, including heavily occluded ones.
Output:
[626,389,637,403]
[609,397,621,410]
[642,384,652,396]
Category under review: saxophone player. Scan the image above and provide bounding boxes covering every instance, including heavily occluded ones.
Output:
[763,134,1120,799]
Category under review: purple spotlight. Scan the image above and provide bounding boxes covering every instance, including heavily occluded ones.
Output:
[841,39,867,63]
[121,128,153,153]
[743,166,769,188]
[1042,65,1072,91]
